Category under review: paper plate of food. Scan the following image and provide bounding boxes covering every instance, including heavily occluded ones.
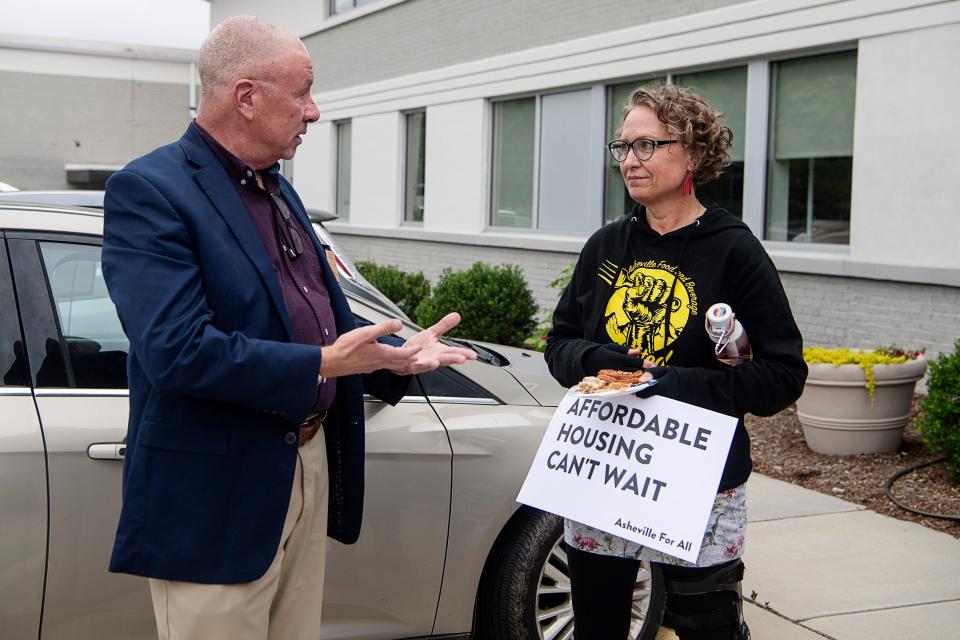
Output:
[569,368,658,397]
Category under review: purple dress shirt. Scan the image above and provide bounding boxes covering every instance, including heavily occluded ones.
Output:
[192,121,336,412]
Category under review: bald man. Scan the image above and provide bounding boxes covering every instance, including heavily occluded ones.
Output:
[102,16,473,640]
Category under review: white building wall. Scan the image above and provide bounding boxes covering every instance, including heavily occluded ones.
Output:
[850,22,960,268]
[421,100,488,235]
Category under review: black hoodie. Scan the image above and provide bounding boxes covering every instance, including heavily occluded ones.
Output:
[545,205,807,490]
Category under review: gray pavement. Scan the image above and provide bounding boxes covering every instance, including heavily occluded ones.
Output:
[655,474,959,639]
[737,474,960,639]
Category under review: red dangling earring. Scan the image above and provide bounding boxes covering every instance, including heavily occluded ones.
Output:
[682,172,693,196]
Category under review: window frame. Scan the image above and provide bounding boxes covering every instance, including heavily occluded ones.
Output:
[488,84,605,233]
[6,231,129,393]
[489,92,539,231]
[0,236,30,389]
[762,47,858,247]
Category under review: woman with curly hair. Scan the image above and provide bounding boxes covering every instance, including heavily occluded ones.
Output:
[545,84,807,639]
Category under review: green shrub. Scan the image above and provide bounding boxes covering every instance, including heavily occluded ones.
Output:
[355,261,431,321]
[415,262,538,346]
[916,339,960,481]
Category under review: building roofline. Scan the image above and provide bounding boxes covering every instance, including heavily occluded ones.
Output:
[0,32,197,62]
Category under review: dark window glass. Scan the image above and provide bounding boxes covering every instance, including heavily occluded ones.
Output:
[418,366,494,400]
[39,242,128,388]
[0,242,29,386]
[697,162,744,218]
[675,67,748,218]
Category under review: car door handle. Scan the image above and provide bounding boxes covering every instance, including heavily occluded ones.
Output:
[87,443,125,461]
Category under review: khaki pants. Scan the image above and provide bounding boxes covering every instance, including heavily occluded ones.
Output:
[150,433,329,640]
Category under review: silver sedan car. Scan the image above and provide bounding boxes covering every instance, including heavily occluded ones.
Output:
[0,199,663,640]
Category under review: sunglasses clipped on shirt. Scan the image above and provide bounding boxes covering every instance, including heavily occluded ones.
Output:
[270,192,305,259]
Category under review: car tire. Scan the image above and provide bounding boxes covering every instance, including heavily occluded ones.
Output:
[475,508,664,640]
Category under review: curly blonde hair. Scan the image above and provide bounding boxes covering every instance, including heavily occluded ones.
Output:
[618,83,733,185]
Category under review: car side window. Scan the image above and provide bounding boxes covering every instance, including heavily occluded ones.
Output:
[38,242,128,389]
[417,366,495,400]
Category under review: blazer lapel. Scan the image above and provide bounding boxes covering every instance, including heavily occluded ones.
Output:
[182,129,295,340]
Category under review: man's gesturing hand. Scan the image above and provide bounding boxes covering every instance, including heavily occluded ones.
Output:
[391,312,476,375]
[318,313,476,379]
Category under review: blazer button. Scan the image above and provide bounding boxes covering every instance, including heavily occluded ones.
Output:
[284,432,297,445]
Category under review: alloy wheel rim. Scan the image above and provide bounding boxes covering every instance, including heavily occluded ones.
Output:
[535,539,656,640]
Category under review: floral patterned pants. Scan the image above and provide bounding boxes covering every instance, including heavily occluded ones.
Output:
[564,484,747,567]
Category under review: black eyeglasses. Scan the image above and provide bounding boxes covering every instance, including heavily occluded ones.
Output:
[270,193,304,259]
[607,138,678,162]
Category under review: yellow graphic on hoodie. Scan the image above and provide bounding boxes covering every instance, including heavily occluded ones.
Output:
[599,258,698,365]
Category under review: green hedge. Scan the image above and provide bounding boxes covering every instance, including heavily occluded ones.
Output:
[415,262,538,346]
[917,339,960,481]
[355,261,431,321]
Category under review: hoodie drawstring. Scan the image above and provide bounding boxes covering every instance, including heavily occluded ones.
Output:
[662,218,699,349]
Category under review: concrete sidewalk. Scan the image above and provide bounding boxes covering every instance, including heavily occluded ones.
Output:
[728,474,960,639]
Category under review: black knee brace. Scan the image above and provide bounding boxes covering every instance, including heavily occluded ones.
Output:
[661,559,750,640]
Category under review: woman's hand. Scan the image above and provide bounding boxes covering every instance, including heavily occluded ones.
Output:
[627,348,656,369]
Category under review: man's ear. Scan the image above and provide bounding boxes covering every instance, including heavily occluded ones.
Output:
[234,79,256,122]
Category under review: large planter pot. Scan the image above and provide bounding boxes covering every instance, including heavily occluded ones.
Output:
[796,356,927,455]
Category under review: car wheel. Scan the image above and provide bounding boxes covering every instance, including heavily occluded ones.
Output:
[476,508,664,640]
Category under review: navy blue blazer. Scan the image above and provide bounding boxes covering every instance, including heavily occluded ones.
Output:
[103,125,405,584]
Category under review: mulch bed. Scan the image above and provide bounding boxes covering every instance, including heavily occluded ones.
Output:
[746,398,960,538]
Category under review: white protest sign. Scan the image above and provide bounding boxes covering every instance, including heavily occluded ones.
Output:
[517,391,737,563]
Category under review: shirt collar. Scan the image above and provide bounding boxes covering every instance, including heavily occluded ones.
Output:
[191,120,281,191]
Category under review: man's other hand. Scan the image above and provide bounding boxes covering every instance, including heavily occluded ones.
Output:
[390,312,476,375]
[318,313,476,379]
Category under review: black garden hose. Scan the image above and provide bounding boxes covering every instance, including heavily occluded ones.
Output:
[884,456,960,521]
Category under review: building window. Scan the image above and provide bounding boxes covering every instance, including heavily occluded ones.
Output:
[330,0,379,16]
[603,70,746,222]
[491,90,599,233]
[604,78,665,223]
[491,97,535,229]
[483,51,855,242]
[675,66,747,218]
[404,110,426,223]
[766,50,857,244]
[335,121,351,220]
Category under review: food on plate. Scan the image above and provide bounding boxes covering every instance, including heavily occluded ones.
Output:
[572,369,647,394]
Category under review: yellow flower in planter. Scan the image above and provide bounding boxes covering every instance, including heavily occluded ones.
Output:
[798,345,927,455]
[802,346,915,400]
